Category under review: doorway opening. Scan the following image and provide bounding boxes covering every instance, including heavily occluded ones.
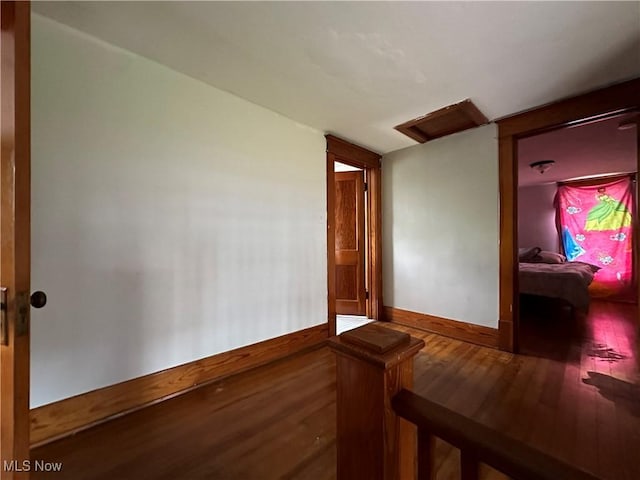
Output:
[326,135,382,336]
[516,114,638,358]
[334,161,372,334]
[496,78,640,353]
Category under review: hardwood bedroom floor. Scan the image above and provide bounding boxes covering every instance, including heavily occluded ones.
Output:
[32,301,639,480]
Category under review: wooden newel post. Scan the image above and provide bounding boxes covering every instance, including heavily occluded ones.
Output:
[328,324,425,480]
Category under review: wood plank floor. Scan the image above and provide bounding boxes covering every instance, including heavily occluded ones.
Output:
[31,301,639,479]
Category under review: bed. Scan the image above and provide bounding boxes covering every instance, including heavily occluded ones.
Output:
[518,261,599,311]
[518,246,599,311]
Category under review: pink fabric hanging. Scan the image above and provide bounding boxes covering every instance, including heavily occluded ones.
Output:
[556,176,636,301]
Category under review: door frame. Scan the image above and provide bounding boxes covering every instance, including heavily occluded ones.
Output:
[1,0,32,476]
[496,77,640,352]
[326,135,382,336]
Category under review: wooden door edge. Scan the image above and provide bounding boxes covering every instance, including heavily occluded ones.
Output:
[1,1,32,475]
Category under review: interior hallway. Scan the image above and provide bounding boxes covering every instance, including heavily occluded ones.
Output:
[32,302,639,480]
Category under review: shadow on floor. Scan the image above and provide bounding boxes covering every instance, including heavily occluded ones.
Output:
[518,295,586,362]
[582,371,640,417]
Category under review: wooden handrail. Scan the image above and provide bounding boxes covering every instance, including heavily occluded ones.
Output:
[392,388,601,480]
[330,324,600,480]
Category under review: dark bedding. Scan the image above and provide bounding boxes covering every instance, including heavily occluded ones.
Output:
[519,261,598,310]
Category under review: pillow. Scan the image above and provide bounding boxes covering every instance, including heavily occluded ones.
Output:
[518,247,541,261]
[528,251,566,264]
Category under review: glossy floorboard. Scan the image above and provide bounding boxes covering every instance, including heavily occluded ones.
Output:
[32,301,639,480]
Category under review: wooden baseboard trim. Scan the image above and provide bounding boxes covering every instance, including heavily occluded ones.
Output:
[383,306,499,348]
[498,319,514,352]
[30,323,329,447]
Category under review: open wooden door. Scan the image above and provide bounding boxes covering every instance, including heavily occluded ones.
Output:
[1,2,31,478]
[335,171,366,315]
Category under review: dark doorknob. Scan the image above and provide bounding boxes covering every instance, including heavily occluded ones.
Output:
[30,291,47,308]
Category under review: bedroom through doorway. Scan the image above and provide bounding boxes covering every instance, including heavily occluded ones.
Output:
[516,113,638,359]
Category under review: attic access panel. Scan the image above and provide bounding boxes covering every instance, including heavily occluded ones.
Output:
[395,99,488,143]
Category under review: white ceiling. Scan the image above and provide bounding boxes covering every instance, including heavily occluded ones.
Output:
[33,1,640,154]
[518,115,637,187]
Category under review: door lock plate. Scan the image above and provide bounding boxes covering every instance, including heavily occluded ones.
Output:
[0,288,6,345]
[16,291,29,337]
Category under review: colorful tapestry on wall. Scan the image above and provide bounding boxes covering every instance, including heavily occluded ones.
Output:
[556,177,636,301]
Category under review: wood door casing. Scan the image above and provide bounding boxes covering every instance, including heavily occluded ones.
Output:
[326,135,382,335]
[335,171,366,315]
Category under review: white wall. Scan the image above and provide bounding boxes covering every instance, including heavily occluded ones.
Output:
[31,15,327,408]
[518,184,559,252]
[382,125,499,328]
